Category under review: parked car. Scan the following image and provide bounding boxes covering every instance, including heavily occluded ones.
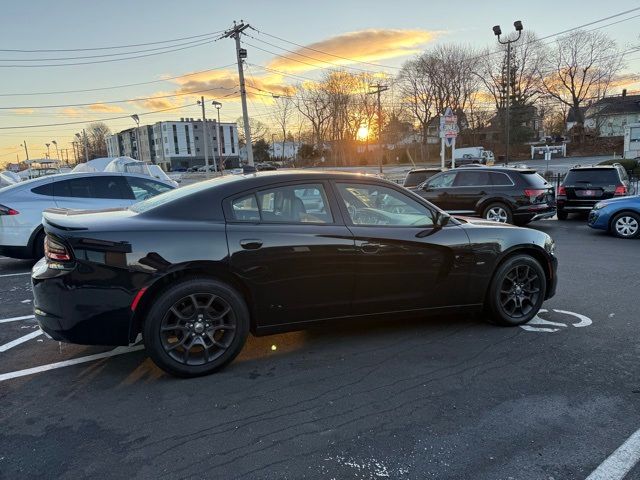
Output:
[256,162,278,171]
[588,195,640,239]
[32,170,557,377]
[0,172,175,259]
[412,167,556,225]
[557,164,632,220]
[403,168,444,188]
[446,154,485,168]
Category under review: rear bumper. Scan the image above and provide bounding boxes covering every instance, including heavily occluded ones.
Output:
[31,257,138,346]
[513,205,556,223]
[557,199,600,212]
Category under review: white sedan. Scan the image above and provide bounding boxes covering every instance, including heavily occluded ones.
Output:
[0,171,175,259]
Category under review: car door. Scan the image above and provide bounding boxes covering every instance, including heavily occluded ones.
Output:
[53,175,133,210]
[417,171,457,210]
[449,170,492,214]
[225,181,357,328]
[333,180,473,315]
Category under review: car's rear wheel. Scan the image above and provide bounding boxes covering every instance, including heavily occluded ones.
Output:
[143,278,249,377]
[485,255,546,326]
[483,202,513,224]
[611,212,640,239]
[556,210,568,220]
[33,230,45,260]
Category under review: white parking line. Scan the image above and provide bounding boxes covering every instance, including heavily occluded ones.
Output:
[0,345,145,382]
[586,428,640,480]
[0,272,30,278]
[0,314,35,324]
[0,330,43,353]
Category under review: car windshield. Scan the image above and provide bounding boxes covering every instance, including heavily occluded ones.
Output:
[564,169,620,184]
[404,170,438,187]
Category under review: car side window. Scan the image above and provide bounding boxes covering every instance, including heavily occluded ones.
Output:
[427,172,456,188]
[52,176,130,199]
[31,183,54,196]
[126,177,173,201]
[231,183,333,224]
[453,171,490,187]
[489,172,513,186]
[337,183,434,227]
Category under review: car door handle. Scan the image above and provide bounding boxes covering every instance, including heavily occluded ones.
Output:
[361,243,381,254]
[239,239,263,250]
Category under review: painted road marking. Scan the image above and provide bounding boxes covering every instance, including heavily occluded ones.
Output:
[0,314,35,324]
[520,309,593,333]
[0,345,145,382]
[0,272,30,278]
[0,330,43,353]
[586,428,640,480]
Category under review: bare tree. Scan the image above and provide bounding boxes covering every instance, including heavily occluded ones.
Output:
[540,29,624,139]
[86,122,110,159]
[398,55,436,146]
[294,82,332,151]
[270,91,294,160]
[236,117,270,145]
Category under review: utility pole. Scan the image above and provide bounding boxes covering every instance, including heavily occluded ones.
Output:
[368,83,388,174]
[21,140,29,161]
[199,97,210,176]
[220,22,254,166]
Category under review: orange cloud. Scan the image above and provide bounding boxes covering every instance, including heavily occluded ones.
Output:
[11,108,34,115]
[130,91,187,110]
[87,103,125,113]
[61,107,82,117]
[268,29,437,73]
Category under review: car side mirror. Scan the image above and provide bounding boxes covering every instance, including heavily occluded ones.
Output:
[435,211,451,229]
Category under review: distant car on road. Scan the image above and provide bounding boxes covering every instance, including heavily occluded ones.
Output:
[0,172,175,259]
[557,164,632,220]
[412,166,556,225]
[446,154,485,168]
[588,195,640,239]
[402,168,443,188]
[256,162,278,171]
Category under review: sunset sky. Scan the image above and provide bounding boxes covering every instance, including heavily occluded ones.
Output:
[1,0,639,165]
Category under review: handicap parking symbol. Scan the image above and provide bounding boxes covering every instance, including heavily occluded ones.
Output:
[520,309,593,333]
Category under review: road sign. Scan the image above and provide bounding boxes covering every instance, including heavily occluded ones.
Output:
[439,107,458,148]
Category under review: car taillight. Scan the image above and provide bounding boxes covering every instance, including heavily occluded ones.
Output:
[0,204,19,215]
[557,186,566,196]
[614,185,627,196]
[524,189,546,198]
[44,235,71,261]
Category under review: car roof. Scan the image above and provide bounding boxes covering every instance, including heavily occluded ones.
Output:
[449,166,537,174]
[569,164,618,170]
[408,167,442,172]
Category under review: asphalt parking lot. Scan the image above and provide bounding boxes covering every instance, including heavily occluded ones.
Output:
[0,218,638,480]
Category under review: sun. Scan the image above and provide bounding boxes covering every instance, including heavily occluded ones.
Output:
[356,125,369,141]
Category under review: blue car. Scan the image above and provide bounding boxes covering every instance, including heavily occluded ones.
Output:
[588,195,640,239]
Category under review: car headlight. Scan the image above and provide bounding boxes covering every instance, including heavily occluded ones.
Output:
[545,237,556,256]
[592,202,606,210]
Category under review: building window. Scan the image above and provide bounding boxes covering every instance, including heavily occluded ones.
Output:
[220,125,226,154]
[166,148,169,154]
[173,125,179,154]
[185,125,191,154]
[194,136,199,140]
[164,137,167,144]
[194,124,198,129]
[162,125,166,131]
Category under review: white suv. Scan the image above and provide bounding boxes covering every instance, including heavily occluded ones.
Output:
[0,172,175,259]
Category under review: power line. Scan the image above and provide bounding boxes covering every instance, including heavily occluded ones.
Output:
[0,36,219,62]
[0,38,215,68]
[0,103,200,130]
[0,85,238,110]
[0,63,237,97]
[0,30,224,53]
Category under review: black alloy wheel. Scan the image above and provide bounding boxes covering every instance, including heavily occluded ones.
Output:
[144,278,249,377]
[486,255,546,326]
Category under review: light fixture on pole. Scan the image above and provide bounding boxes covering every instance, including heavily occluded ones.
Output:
[45,143,51,159]
[130,115,140,160]
[212,101,223,173]
[51,140,60,160]
[20,141,29,161]
[493,20,523,166]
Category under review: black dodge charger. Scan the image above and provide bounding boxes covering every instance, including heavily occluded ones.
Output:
[32,171,557,377]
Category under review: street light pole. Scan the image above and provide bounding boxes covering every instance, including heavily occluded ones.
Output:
[493,21,523,166]
[51,140,60,160]
[198,97,210,177]
[45,143,51,159]
[212,101,222,173]
[20,141,29,161]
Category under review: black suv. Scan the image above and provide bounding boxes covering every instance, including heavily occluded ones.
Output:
[412,167,556,225]
[557,164,631,220]
[403,168,443,188]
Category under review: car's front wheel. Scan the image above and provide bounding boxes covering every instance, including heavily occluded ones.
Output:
[485,255,547,326]
[143,278,249,377]
[611,212,640,239]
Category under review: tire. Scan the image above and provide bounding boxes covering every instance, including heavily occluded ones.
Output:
[482,202,513,224]
[556,210,568,221]
[143,278,250,377]
[485,254,547,326]
[33,230,45,260]
[611,212,640,239]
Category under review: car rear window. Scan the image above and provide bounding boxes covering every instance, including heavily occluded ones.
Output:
[519,171,550,187]
[404,171,438,187]
[564,169,620,184]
